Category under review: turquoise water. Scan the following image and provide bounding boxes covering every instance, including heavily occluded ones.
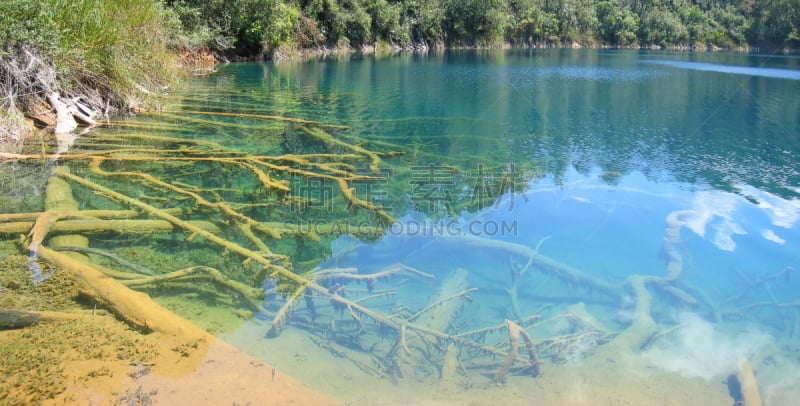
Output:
[216,50,800,403]
[4,49,800,404]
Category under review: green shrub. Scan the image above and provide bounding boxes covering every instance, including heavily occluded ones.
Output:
[1,0,176,110]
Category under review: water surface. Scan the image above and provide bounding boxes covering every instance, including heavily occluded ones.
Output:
[3,49,800,405]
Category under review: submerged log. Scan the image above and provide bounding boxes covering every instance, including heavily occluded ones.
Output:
[42,169,88,263]
[440,234,624,300]
[737,356,763,406]
[440,343,459,382]
[36,245,208,338]
[393,268,469,380]
[611,275,657,351]
[0,219,222,235]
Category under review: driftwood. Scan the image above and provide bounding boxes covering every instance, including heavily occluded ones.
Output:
[21,162,633,383]
[68,97,98,126]
[438,234,625,301]
[55,246,156,276]
[47,92,78,134]
[0,218,384,239]
[10,168,714,387]
[158,110,350,130]
[120,266,265,308]
[0,219,222,236]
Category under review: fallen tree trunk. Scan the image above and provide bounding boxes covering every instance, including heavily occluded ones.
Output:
[391,268,470,381]
[36,245,208,338]
[38,170,89,272]
[0,219,222,235]
[0,208,187,222]
[68,97,97,126]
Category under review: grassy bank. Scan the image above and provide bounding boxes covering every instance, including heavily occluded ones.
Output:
[0,0,178,151]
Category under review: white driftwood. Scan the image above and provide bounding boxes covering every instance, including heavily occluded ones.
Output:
[47,92,78,134]
[68,97,97,125]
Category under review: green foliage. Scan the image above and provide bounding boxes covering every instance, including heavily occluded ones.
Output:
[0,0,60,56]
[57,0,175,94]
[443,0,509,45]
[339,0,373,45]
[1,0,175,109]
[597,1,639,45]
[406,0,447,44]
[4,0,797,77]
[234,0,300,51]
[507,0,558,44]
[366,0,405,44]
[163,0,233,51]
[159,0,799,54]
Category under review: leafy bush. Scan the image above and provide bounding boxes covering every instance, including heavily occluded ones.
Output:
[160,0,798,53]
[444,0,509,45]
[1,0,176,110]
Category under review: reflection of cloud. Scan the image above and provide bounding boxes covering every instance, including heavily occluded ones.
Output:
[680,186,800,250]
[683,191,746,251]
[762,229,785,244]
[740,185,800,229]
[642,313,772,380]
[710,220,746,251]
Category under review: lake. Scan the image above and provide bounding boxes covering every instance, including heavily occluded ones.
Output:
[2,49,800,404]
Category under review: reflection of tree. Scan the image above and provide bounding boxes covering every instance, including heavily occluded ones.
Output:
[260,51,800,200]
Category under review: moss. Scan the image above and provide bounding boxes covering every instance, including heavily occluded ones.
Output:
[0,306,158,405]
[0,252,163,404]
[0,255,79,311]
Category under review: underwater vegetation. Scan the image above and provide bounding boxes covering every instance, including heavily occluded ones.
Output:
[3,54,800,404]
[0,108,776,405]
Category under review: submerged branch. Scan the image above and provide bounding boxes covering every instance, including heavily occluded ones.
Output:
[164,109,350,130]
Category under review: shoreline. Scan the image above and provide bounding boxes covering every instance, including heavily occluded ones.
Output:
[2,43,797,154]
[258,41,798,64]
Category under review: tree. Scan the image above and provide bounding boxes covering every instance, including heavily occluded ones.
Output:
[441,0,510,45]
[597,1,639,45]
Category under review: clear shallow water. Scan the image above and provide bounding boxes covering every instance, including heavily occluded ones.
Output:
[4,49,800,404]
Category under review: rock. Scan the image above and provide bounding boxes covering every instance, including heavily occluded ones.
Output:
[24,96,56,128]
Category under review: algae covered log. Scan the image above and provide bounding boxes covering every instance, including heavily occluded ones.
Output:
[36,245,208,338]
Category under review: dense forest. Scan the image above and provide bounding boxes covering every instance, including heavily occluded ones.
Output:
[169,0,800,55]
[1,0,799,148]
